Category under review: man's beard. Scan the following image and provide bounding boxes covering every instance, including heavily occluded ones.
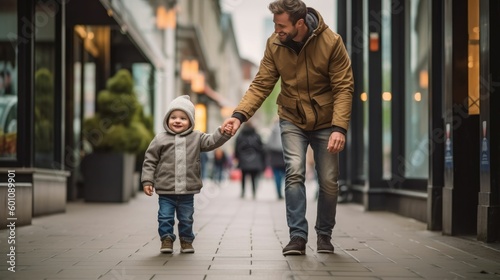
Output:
[278,28,298,43]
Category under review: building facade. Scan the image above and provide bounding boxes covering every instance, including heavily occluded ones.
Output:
[0,0,241,228]
[337,0,499,242]
[2,0,498,245]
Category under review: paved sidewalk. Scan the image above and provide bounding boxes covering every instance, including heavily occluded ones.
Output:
[1,178,500,280]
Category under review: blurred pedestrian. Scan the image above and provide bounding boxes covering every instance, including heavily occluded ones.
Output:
[234,122,266,199]
[212,148,229,184]
[266,120,285,200]
[141,95,232,254]
[222,0,354,255]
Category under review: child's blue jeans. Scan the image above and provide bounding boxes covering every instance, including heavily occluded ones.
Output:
[158,194,195,243]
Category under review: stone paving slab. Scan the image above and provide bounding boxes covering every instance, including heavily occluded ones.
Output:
[0,178,499,280]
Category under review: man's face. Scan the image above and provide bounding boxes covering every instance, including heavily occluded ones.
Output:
[273,12,299,43]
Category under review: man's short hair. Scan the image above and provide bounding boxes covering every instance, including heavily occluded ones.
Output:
[268,0,307,25]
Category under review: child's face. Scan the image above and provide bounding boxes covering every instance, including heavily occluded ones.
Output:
[168,110,191,133]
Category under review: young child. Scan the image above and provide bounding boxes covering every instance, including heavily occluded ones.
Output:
[141,95,232,254]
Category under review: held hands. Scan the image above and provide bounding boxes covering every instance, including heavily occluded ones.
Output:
[220,123,234,135]
[221,117,242,136]
[221,117,345,152]
[327,131,346,154]
[143,185,154,196]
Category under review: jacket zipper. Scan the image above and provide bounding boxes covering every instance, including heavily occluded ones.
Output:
[303,47,318,129]
[275,33,319,128]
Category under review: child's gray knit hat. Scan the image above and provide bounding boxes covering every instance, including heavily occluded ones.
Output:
[163,95,195,134]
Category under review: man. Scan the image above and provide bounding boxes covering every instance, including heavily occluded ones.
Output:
[222,0,353,255]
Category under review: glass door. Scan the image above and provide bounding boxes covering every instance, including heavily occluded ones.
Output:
[404,0,430,178]
[72,26,97,197]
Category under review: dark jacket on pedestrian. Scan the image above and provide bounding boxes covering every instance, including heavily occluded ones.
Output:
[266,121,285,169]
[234,124,266,172]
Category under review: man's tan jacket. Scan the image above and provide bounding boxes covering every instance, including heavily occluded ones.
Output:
[234,8,354,132]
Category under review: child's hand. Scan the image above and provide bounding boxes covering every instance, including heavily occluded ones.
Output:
[143,185,154,196]
[223,124,233,134]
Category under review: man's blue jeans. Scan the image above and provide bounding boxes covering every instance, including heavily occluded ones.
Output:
[280,120,339,242]
[158,194,195,242]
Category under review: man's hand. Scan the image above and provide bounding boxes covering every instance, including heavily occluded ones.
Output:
[327,131,346,154]
[143,185,154,196]
[222,117,242,136]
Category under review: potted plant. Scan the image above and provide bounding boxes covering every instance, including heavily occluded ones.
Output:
[34,68,54,167]
[82,69,154,202]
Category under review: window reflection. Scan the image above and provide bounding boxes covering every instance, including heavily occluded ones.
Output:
[358,0,369,182]
[382,0,392,180]
[34,2,56,168]
[0,0,18,159]
[132,63,154,116]
[404,0,429,178]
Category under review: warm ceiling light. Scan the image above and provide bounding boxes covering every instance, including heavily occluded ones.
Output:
[419,70,428,89]
[382,92,392,101]
[414,92,422,102]
[181,59,199,81]
[360,92,368,102]
[191,72,205,93]
[156,6,176,29]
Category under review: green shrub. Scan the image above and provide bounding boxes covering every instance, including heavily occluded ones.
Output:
[34,68,54,154]
[83,69,154,154]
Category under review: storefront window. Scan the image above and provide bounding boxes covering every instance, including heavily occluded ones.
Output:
[34,2,56,168]
[73,61,82,148]
[404,0,429,178]
[83,62,96,119]
[468,0,480,115]
[132,63,154,116]
[382,0,392,179]
[358,0,369,182]
[0,0,18,160]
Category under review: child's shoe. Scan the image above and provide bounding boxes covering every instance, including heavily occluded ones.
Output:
[180,240,195,253]
[160,238,173,254]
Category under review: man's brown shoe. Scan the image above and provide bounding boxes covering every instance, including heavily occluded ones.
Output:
[282,236,306,255]
[317,234,334,253]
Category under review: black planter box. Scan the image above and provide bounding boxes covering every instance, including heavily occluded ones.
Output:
[82,152,136,202]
